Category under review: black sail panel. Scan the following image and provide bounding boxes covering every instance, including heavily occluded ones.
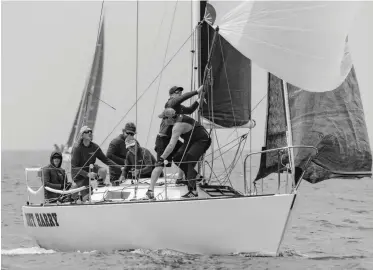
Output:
[200,1,251,128]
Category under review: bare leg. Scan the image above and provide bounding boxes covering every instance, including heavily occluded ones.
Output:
[98,168,107,180]
[149,166,163,191]
[177,168,184,180]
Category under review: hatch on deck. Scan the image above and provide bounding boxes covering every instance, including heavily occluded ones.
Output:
[198,184,242,197]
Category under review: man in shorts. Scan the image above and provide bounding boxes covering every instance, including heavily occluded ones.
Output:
[145,84,206,199]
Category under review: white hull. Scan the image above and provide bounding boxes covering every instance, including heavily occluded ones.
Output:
[22,183,296,255]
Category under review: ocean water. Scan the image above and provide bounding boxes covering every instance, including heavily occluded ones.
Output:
[1,150,373,269]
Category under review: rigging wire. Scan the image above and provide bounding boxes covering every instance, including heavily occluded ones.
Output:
[135,0,139,188]
[213,127,232,185]
[87,92,116,110]
[71,26,199,182]
[144,0,179,149]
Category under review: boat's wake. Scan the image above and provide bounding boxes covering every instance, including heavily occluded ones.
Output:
[129,248,308,258]
[2,246,365,261]
[129,248,191,257]
[1,247,56,256]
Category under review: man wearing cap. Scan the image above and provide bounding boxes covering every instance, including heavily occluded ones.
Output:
[151,84,206,185]
[71,126,118,199]
[147,108,211,199]
[106,122,138,181]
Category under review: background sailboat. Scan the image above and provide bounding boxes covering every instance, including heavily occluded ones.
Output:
[58,17,105,181]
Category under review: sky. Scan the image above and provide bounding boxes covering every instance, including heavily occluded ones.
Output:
[1,1,373,153]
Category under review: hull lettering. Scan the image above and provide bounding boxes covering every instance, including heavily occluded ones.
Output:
[25,213,59,227]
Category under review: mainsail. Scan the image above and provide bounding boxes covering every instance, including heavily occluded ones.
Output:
[65,17,105,149]
[256,67,372,183]
[200,1,251,128]
[204,1,362,92]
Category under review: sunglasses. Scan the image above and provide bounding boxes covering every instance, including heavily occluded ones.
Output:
[126,132,135,136]
[163,115,177,120]
[83,130,92,134]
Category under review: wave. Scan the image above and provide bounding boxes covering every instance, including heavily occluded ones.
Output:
[1,247,56,256]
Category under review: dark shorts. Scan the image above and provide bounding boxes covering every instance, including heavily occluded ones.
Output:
[154,135,183,167]
[173,138,211,165]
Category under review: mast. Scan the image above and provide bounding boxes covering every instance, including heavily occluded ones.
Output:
[192,0,200,90]
[192,0,201,173]
[194,1,220,175]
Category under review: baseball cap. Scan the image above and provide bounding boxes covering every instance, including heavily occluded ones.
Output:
[123,122,136,134]
[169,86,183,95]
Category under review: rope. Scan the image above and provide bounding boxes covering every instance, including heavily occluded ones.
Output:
[213,127,231,184]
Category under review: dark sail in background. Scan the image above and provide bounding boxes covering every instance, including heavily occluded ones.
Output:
[66,97,83,148]
[256,67,372,183]
[84,18,105,132]
[65,17,105,149]
[255,74,288,180]
[289,67,372,183]
[199,1,251,128]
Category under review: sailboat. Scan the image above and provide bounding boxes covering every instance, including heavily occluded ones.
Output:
[58,16,105,181]
[22,1,371,255]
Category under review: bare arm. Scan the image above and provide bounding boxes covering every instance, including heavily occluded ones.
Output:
[161,124,184,159]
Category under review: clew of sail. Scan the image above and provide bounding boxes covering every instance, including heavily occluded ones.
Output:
[256,67,372,183]
[205,1,361,92]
